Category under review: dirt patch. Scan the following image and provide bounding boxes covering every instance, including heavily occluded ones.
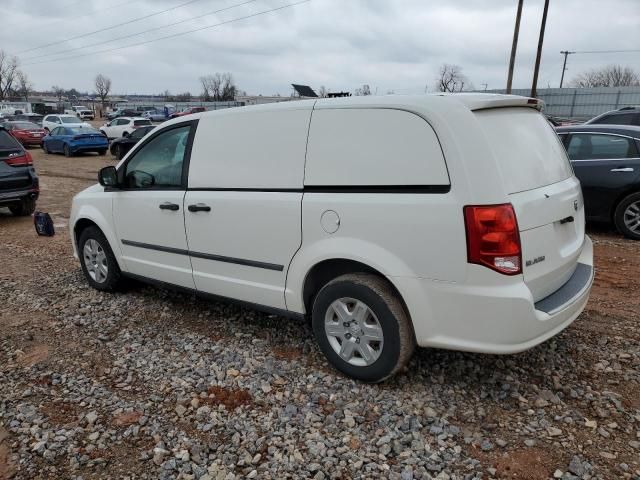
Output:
[206,385,254,410]
[15,345,49,367]
[39,401,81,426]
[476,447,566,480]
[112,411,143,427]
[0,427,16,480]
[272,345,303,361]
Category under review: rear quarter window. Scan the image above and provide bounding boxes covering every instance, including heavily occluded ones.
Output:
[304,108,449,186]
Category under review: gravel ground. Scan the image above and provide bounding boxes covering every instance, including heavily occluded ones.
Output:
[1,147,639,480]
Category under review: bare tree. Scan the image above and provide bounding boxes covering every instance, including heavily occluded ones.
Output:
[570,65,640,88]
[94,74,112,108]
[436,64,472,92]
[176,91,192,102]
[15,71,32,101]
[0,50,20,100]
[51,85,65,102]
[317,86,327,98]
[354,84,371,96]
[200,73,237,101]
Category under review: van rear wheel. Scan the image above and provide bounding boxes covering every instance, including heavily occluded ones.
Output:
[614,192,640,240]
[311,273,415,383]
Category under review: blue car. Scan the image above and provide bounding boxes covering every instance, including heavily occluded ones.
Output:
[42,126,109,157]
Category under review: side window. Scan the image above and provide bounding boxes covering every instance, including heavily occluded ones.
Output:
[593,113,636,126]
[51,127,62,135]
[123,125,191,189]
[567,134,639,160]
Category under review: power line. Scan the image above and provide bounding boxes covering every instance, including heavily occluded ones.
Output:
[15,0,208,55]
[23,0,311,67]
[22,0,261,61]
[43,0,147,27]
[573,49,640,54]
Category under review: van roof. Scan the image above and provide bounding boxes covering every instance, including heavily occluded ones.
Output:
[161,93,543,127]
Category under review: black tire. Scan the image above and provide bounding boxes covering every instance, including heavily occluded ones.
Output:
[42,142,50,154]
[311,273,415,383]
[98,149,107,156]
[122,131,129,138]
[63,144,72,157]
[614,192,640,240]
[9,197,36,216]
[78,226,122,291]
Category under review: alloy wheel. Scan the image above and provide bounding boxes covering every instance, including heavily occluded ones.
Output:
[623,201,640,234]
[83,239,108,283]
[324,297,384,366]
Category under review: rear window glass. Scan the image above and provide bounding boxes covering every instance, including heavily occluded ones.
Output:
[60,116,79,123]
[592,113,637,126]
[305,108,450,186]
[475,108,573,194]
[567,134,638,160]
[68,127,100,135]
[11,122,39,130]
[0,130,21,150]
[134,119,152,126]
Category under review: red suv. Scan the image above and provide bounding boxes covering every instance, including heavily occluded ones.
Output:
[169,106,206,119]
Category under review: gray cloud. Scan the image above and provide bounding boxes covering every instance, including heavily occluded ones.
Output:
[1,0,638,95]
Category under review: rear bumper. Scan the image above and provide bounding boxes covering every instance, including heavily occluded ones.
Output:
[0,188,38,205]
[70,143,108,152]
[392,235,594,354]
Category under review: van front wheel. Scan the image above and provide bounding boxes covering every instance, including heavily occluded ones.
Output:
[311,273,415,383]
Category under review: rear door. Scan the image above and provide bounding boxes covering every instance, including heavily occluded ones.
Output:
[475,107,585,301]
[567,132,640,220]
[184,105,312,309]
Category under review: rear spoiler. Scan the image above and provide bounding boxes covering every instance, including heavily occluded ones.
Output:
[443,93,545,112]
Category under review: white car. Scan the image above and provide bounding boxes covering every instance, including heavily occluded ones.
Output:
[99,117,153,139]
[42,114,91,132]
[77,109,95,120]
[70,94,594,382]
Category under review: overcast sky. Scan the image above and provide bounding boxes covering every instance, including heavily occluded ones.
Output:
[2,0,639,96]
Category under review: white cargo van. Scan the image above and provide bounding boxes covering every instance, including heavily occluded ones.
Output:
[70,94,594,382]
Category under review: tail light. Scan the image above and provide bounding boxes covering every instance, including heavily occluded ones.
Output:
[464,204,522,275]
[4,150,33,167]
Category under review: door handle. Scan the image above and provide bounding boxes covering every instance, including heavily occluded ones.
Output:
[188,203,211,212]
[159,202,180,211]
[610,167,634,172]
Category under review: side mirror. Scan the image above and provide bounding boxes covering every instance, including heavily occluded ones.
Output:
[98,166,119,187]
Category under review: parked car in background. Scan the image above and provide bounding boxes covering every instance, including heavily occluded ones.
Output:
[0,125,38,216]
[106,108,139,121]
[42,114,91,132]
[43,126,108,157]
[3,121,47,147]
[169,106,206,119]
[556,124,640,240]
[586,107,640,127]
[14,113,44,126]
[76,109,95,120]
[99,117,152,139]
[109,125,155,159]
[143,110,167,122]
[72,94,594,382]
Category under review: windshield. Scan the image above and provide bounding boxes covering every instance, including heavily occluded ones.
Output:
[60,116,80,123]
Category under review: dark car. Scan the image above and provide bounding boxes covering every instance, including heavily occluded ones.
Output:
[0,126,39,216]
[106,108,139,121]
[556,124,640,239]
[109,125,155,159]
[586,107,640,127]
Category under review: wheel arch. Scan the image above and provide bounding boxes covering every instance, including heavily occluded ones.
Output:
[72,207,124,271]
[299,258,412,326]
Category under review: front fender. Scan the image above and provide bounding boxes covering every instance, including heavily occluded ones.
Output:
[70,194,123,269]
[285,236,415,314]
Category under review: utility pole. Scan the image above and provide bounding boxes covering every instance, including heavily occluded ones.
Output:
[559,50,575,88]
[531,0,550,98]
[506,0,523,94]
